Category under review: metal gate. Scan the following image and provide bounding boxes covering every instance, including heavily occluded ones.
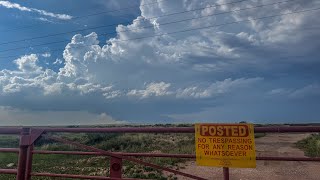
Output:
[0,126,320,180]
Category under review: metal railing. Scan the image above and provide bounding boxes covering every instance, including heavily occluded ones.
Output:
[0,126,320,180]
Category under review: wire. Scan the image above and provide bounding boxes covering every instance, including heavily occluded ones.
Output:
[1,0,221,33]
[113,8,320,42]
[0,7,319,60]
[0,0,163,32]
[0,0,252,45]
[72,0,166,19]
[0,0,297,53]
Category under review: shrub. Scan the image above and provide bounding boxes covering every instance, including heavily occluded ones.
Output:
[296,133,320,157]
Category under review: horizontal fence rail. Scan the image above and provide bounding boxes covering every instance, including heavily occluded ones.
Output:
[1,126,320,134]
[0,127,22,134]
[31,172,140,180]
[0,126,319,180]
[2,148,320,162]
[0,169,17,174]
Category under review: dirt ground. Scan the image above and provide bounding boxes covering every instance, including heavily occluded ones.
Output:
[175,133,320,180]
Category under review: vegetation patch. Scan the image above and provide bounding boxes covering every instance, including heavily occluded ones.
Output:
[296,133,320,157]
[0,132,195,179]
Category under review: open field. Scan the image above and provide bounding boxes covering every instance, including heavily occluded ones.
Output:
[0,132,195,179]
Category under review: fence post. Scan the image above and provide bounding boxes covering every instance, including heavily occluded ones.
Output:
[25,143,34,180]
[110,156,122,178]
[16,128,30,180]
[223,167,229,180]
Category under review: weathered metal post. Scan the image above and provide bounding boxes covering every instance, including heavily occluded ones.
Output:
[25,128,44,180]
[17,128,30,180]
[109,156,122,178]
[25,143,34,180]
[223,167,229,180]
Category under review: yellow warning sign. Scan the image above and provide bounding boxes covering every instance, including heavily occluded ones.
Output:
[195,123,256,168]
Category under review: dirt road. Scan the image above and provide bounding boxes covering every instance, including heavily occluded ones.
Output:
[176,133,320,180]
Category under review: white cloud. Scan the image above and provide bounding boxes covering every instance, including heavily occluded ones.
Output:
[103,90,122,99]
[14,54,42,72]
[177,77,263,99]
[0,53,118,98]
[41,52,51,58]
[126,78,262,99]
[37,17,54,23]
[53,58,63,65]
[128,82,172,98]
[0,1,72,20]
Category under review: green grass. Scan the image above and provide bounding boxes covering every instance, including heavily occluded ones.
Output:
[0,132,195,179]
[0,135,19,148]
[296,133,320,157]
[0,151,18,180]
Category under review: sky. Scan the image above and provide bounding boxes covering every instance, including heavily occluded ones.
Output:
[0,0,320,126]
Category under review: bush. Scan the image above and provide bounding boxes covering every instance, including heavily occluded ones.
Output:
[296,133,320,157]
[85,133,120,145]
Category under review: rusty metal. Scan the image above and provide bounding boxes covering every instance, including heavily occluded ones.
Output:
[25,129,44,180]
[1,126,320,134]
[256,156,320,161]
[110,156,122,178]
[0,127,21,134]
[9,148,320,162]
[32,150,196,158]
[0,169,17,174]
[25,144,34,180]
[39,126,320,133]
[223,167,229,180]
[30,150,320,161]
[45,135,207,180]
[0,126,319,135]
[32,150,190,157]
[254,126,320,133]
[16,128,30,180]
[17,129,44,147]
[28,129,44,145]
[0,148,19,153]
[31,172,140,180]
[43,127,195,133]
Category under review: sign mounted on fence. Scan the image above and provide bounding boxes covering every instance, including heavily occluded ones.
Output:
[195,123,256,168]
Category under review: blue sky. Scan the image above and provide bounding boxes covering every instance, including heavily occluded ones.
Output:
[0,0,320,126]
